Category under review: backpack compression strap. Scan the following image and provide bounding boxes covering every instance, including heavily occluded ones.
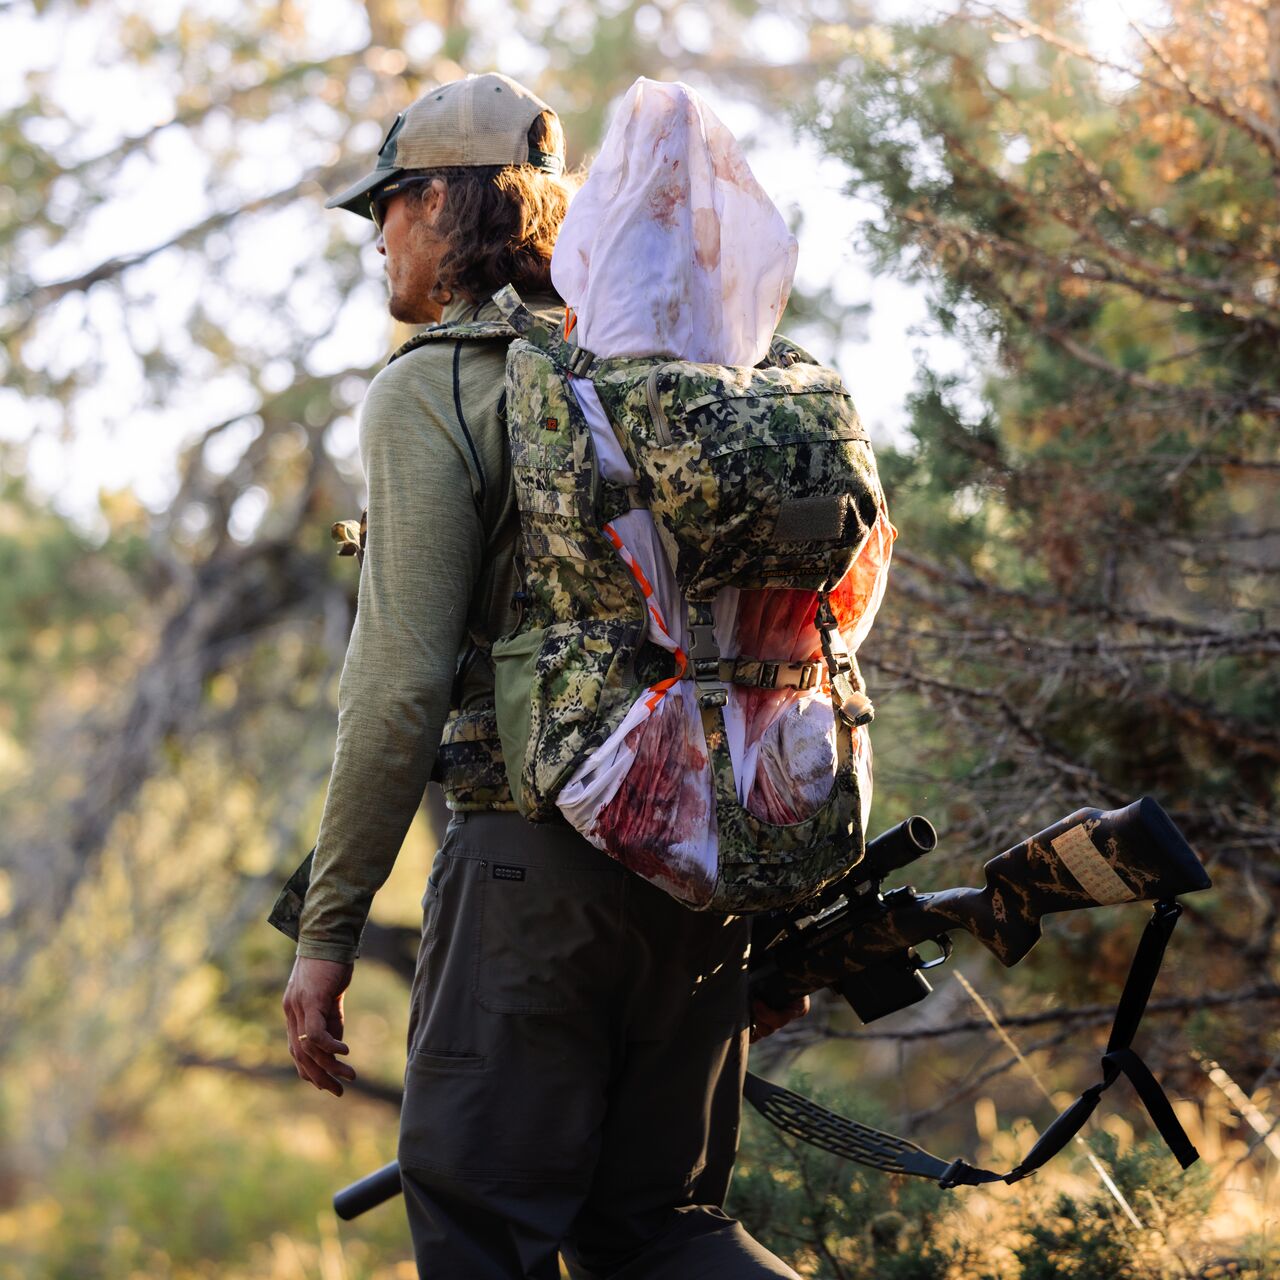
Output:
[744,899,1198,1186]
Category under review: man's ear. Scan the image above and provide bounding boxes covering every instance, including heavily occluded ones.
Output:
[420,177,448,226]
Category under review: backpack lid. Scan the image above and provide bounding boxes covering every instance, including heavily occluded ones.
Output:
[549,78,797,367]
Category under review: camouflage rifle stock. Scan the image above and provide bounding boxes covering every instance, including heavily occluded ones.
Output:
[750,796,1211,1023]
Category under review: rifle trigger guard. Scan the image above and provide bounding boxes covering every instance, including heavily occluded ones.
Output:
[913,935,953,971]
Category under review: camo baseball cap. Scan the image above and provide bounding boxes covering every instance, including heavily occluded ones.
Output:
[325,72,564,219]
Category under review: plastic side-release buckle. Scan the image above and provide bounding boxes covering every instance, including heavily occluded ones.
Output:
[720,658,823,691]
[937,1158,1003,1189]
[688,621,727,708]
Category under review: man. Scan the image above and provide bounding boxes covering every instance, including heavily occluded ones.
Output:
[282,71,802,1279]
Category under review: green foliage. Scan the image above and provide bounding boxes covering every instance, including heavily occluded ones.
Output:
[3,0,1278,1273]
[0,1081,413,1280]
[728,1081,980,1279]
[23,1132,334,1280]
[0,471,146,737]
[730,1083,1256,1280]
[1013,1135,1213,1280]
[797,6,1279,1034]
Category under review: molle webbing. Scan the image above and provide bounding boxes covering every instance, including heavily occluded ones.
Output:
[436,705,517,811]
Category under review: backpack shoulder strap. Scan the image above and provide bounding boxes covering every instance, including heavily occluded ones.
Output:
[385,317,515,519]
[388,319,515,365]
[493,285,596,377]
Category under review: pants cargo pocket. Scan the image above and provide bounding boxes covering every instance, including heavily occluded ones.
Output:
[406,845,457,1059]
[399,818,621,1183]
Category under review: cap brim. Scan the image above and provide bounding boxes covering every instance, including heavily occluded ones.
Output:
[324,167,400,218]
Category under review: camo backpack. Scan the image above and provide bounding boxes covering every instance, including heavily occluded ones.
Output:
[487,286,894,914]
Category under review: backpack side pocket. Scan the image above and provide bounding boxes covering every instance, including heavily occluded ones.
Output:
[493,618,642,821]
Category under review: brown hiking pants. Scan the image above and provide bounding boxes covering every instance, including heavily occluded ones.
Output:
[398,810,799,1279]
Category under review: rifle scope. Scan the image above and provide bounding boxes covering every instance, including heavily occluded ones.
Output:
[803,814,937,916]
[860,815,938,883]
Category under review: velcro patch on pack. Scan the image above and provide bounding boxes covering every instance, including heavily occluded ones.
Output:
[772,494,850,543]
[491,864,527,882]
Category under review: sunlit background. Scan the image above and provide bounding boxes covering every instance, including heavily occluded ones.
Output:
[4,0,1167,526]
[2,0,1277,1276]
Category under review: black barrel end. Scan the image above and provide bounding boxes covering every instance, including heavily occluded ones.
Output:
[334,1160,402,1221]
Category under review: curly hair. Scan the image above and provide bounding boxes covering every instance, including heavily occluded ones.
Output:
[407,110,575,304]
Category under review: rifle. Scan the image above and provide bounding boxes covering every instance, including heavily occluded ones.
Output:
[328,795,1212,1217]
[750,794,1209,1020]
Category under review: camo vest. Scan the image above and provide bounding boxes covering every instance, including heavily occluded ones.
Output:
[488,286,886,914]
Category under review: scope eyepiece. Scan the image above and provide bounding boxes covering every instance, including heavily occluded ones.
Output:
[860,815,938,883]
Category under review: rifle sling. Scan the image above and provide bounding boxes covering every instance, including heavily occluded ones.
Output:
[746,900,1200,1188]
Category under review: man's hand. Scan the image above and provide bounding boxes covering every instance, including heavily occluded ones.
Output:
[283,956,357,1096]
[749,994,811,1044]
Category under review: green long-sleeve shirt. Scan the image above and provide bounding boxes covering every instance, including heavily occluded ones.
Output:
[296,292,561,963]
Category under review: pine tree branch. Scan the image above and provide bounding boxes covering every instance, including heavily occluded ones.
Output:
[934,130,1277,313]
[992,287,1280,418]
[0,160,366,342]
[1144,688,1280,765]
[864,655,1129,802]
[1126,13,1280,166]
[903,1024,1082,1132]
[175,1049,404,1106]
[875,618,1280,661]
[56,52,365,182]
[980,4,1280,166]
[924,36,1280,269]
[901,205,1280,331]
[52,538,336,918]
[826,983,1280,1041]
[1269,2,1280,140]
[892,548,1237,636]
[1193,455,1280,472]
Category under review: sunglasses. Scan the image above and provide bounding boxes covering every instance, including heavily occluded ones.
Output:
[369,176,435,233]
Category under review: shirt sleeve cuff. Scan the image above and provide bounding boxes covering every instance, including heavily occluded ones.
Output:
[296,937,361,964]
